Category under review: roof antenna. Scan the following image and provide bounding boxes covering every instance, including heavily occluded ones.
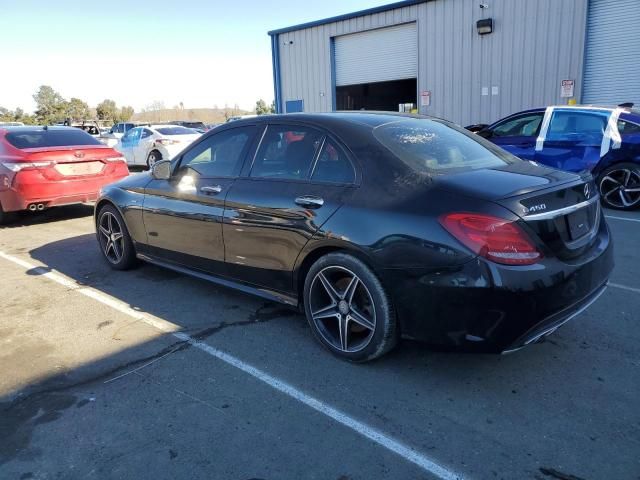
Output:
[618,102,634,108]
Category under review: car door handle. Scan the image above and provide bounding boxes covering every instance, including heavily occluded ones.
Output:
[200,185,222,195]
[295,195,324,208]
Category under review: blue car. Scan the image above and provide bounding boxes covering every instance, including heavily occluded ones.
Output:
[475,105,640,210]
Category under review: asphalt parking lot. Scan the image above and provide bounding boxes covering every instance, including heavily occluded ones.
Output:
[0,203,638,480]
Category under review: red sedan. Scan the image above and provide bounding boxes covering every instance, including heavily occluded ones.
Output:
[0,126,129,224]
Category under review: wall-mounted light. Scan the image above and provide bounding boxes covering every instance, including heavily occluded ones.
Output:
[476,18,493,35]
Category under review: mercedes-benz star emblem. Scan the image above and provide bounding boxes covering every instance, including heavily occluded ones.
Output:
[584,183,591,199]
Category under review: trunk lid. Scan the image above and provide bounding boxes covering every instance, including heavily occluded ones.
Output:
[436,162,601,260]
[23,145,121,177]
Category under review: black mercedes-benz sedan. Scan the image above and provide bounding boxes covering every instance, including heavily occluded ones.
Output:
[95,112,613,361]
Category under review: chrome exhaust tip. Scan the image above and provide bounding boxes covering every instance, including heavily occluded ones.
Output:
[28,204,37,211]
[36,203,45,211]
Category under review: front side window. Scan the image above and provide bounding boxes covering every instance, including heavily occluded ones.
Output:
[178,127,256,177]
[374,118,513,174]
[492,113,544,137]
[311,139,355,184]
[251,125,323,180]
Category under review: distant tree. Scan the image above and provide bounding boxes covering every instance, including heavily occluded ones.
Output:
[96,99,118,122]
[118,106,135,122]
[33,85,66,124]
[65,97,90,121]
[255,99,270,115]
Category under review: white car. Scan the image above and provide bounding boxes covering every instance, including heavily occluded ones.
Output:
[115,125,201,168]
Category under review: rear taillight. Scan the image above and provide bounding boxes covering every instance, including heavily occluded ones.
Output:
[1,161,54,172]
[104,156,127,163]
[439,213,542,266]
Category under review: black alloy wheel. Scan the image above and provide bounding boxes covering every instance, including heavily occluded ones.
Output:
[599,163,640,210]
[97,204,137,270]
[304,253,397,362]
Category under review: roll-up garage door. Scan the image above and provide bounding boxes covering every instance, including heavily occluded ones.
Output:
[335,23,417,87]
[582,0,640,105]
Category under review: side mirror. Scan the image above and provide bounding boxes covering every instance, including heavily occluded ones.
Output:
[151,160,172,180]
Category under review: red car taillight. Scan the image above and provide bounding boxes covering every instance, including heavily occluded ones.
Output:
[104,156,127,163]
[439,213,542,266]
[1,161,54,172]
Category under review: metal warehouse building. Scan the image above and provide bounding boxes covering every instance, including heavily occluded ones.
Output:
[268,0,640,126]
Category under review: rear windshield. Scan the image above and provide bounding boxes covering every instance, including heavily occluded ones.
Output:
[156,127,197,136]
[5,129,102,149]
[373,118,514,173]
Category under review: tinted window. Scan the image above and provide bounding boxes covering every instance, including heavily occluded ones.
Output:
[618,120,640,135]
[142,129,153,138]
[157,127,196,135]
[5,129,102,149]
[547,110,608,142]
[179,127,255,177]
[311,139,355,184]
[492,113,544,137]
[251,125,323,180]
[373,119,512,173]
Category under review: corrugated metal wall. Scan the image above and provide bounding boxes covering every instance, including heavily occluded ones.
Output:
[274,0,588,126]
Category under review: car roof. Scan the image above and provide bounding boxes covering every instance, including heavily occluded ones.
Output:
[227,111,439,129]
[148,124,185,130]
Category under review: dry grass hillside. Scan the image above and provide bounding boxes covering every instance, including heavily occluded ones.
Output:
[132,107,252,124]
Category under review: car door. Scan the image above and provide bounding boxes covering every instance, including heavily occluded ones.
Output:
[141,125,259,274]
[535,108,609,172]
[118,127,141,164]
[481,112,544,161]
[223,123,358,294]
[134,128,155,165]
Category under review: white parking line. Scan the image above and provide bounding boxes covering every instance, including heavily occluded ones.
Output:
[609,283,640,295]
[605,215,640,224]
[0,250,464,480]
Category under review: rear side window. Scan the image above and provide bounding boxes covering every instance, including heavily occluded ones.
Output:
[251,125,323,180]
[311,139,355,184]
[373,119,512,173]
[618,120,640,135]
[5,129,102,149]
[546,110,608,142]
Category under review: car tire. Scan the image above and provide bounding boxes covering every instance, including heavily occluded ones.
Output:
[96,204,137,270]
[147,150,161,170]
[303,252,398,362]
[598,162,640,210]
[0,203,15,226]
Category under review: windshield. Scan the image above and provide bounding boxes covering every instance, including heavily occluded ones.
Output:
[5,129,103,149]
[373,118,515,174]
[156,127,197,136]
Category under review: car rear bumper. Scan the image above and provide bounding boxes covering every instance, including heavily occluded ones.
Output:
[0,165,129,212]
[384,221,614,353]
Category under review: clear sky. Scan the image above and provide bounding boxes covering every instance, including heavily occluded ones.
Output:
[0,0,392,113]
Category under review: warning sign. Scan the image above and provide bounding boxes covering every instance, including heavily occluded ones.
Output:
[420,91,431,107]
[561,80,575,98]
